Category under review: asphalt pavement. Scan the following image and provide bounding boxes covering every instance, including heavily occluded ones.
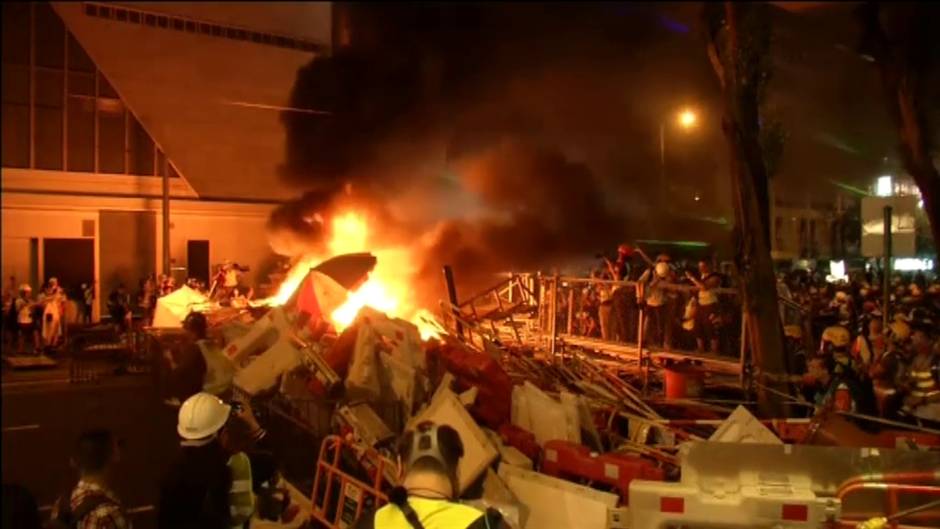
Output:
[2,359,178,529]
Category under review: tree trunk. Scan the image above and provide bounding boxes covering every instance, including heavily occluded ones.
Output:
[706,2,789,416]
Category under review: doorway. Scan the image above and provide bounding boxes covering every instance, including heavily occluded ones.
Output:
[187,240,210,286]
[42,238,94,299]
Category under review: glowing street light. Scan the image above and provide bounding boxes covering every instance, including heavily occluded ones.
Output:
[677,109,698,129]
[660,107,700,204]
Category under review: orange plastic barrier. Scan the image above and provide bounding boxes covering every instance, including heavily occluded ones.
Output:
[310,434,394,528]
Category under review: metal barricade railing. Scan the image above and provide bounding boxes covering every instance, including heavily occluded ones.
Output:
[834,472,940,529]
[310,434,393,529]
[544,276,743,368]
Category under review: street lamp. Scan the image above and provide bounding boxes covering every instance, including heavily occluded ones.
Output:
[660,107,699,204]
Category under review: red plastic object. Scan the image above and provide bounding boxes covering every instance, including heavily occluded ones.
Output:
[781,504,808,522]
[497,423,541,462]
[541,440,665,503]
[428,341,513,428]
[660,496,684,514]
[663,365,704,399]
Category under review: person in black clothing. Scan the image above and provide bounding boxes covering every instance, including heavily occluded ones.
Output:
[107,284,131,333]
[158,393,280,529]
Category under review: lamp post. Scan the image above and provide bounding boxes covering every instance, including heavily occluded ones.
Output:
[660,108,698,205]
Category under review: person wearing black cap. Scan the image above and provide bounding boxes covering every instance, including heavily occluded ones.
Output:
[352,421,506,529]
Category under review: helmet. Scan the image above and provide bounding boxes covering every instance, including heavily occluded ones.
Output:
[177,393,232,440]
[834,291,848,303]
[397,421,464,493]
[654,262,670,278]
[822,325,851,348]
[617,243,633,255]
[888,320,911,341]
[655,253,671,263]
[19,284,31,292]
[784,325,803,339]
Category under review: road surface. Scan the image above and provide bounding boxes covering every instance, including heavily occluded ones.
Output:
[2,360,178,529]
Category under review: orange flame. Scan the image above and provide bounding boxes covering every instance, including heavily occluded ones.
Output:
[263,211,442,340]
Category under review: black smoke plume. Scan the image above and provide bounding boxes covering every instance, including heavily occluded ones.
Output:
[273,3,724,298]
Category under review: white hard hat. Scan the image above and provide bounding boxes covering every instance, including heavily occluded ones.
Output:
[177,393,232,440]
[20,284,32,291]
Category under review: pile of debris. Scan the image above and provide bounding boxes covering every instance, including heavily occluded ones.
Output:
[168,262,940,529]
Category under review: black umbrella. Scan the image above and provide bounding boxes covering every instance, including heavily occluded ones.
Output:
[313,253,378,290]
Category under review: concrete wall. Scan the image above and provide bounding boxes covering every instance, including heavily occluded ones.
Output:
[2,185,279,321]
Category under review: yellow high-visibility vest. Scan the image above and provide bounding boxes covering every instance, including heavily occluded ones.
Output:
[227,451,255,529]
[371,497,485,529]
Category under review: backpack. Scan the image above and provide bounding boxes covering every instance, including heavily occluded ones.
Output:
[47,491,116,529]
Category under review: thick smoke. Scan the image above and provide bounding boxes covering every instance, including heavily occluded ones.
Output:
[272,3,724,298]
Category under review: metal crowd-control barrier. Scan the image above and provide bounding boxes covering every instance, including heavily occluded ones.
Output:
[834,471,940,529]
[310,434,392,529]
[538,276,745,379]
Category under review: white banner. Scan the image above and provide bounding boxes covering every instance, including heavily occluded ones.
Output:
[860,196,917,257]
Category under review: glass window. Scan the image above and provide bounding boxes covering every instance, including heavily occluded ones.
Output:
[68,72,95,96]
[98,72,119,99]
[1,103,30,167]
[67,34,95,73]
[35,107,63,169]
[2,4,31,65]
[67,96,95,172]
[35,70,64,108]
[34,3,66,69]
[127,114,154,176]
[98,107,125,174]
[2,64,30,104]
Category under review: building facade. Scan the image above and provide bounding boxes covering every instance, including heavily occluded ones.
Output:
[2,2,331,318]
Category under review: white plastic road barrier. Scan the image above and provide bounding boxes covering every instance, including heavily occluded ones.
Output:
[629,478,839,528]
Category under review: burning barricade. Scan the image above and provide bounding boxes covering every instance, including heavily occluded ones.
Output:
[144,212,940,529]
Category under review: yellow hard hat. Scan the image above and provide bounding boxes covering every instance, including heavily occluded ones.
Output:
[784,325,803,339]
[822,325,851,347]
[888,320,911,341]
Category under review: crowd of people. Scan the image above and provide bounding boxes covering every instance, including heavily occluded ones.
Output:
[773,267,940,423]
[567,243,940,423]
[1,261,254,356]
[564,244,738,355]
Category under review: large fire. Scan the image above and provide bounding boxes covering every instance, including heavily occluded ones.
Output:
[262,212,442,340]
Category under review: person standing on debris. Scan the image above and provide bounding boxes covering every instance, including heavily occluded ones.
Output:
[49,429,130,529]
[160,393,257,529]
[352,421,507,529]
[686,260,722,354]
[638,254,677,349]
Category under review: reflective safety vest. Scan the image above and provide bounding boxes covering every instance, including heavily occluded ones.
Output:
[227,451,255,529]
[199,340,235,396]
[367,497,487,529]
[908,354,940,401]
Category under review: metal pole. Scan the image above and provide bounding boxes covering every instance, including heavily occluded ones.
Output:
[162,158,170,275]
[550,275,559,361]
[442,265,462,337]
[566,287,575,335]
[883,205,892,326]
[659,122,666,206]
